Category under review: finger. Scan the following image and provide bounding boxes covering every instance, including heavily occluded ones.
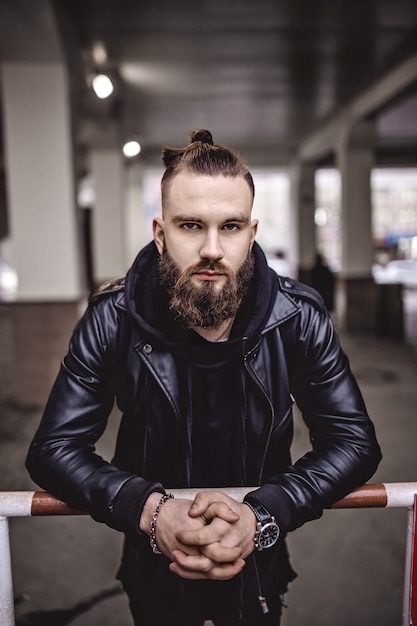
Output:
[203,501,240,523]
[189,491,238,517]
[200,541,243,563]
[169,552,246,581]
[171,549,215,574]
[175,540,242,563]
[177,516,232,547]
[189,498,240,523]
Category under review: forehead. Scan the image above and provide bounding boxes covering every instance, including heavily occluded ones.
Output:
[163,172,253,216]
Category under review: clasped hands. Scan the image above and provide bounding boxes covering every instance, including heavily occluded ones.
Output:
[141,491,257,581]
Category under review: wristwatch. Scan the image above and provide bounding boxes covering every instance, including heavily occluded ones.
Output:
[244,500,280,551]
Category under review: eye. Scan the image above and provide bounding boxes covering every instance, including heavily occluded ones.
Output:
[222,223,240,231]
[181,222,200,230]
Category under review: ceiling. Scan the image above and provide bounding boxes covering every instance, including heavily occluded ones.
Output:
[2,0,417,168]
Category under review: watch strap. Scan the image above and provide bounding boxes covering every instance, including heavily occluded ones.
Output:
[244,499,273,526]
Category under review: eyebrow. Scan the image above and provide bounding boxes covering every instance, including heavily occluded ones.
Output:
[171,214,251,224]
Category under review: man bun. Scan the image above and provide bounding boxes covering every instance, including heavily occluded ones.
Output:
[190,129,213,145]
[161,130,214,167]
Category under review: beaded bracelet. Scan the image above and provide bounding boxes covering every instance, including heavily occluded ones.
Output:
[149,493,174,554]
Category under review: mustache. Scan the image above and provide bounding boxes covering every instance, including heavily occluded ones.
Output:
[189,260,229,274]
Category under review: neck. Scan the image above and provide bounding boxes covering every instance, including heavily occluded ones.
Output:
[193,317,235,342]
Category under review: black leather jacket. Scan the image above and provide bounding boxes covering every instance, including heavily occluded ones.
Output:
[26,248,381,539]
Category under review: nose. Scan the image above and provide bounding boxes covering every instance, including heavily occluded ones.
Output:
[199,229,224,262]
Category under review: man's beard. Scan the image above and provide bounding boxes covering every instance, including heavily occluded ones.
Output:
[158,247,255,330]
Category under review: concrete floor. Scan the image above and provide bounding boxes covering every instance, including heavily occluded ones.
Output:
[1,303,417,625]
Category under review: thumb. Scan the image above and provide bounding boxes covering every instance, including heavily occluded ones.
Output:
[189,499,240,524]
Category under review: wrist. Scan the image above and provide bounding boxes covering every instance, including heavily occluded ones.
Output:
[139,492,164,534]
[149,493,174,554]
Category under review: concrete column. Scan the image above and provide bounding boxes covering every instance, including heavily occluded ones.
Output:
[336,119,377,332]
[1,62,82,406]
[289,159,317,283]
[90,149,125,284]
[124,161,147,267]
[1,63,81,300]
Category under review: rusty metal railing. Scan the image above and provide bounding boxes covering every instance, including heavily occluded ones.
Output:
[1,483,416,626]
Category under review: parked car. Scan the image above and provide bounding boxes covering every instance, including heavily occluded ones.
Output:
[372,260,417,288]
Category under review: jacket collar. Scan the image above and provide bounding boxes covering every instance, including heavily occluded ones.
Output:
[262,278,301,334]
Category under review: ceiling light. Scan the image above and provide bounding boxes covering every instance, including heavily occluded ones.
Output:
[91,74,114,99]
[123,140,141,158]
[92,41,108,65]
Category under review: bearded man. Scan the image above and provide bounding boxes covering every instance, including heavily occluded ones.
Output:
[27,130,381,626]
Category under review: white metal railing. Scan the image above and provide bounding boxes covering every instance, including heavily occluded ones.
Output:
[1,483,416,626]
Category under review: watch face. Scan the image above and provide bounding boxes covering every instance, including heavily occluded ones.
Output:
[258,522,280,549]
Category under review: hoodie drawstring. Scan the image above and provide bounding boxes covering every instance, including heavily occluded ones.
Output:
[185,356,193,487]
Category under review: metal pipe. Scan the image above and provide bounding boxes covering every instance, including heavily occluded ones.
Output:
[402,506,414,626]
[0,517,15,626]
[1,483,417,518]
[0,492,33,518]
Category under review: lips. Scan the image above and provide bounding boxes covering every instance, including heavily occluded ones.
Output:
[194,271,224,281]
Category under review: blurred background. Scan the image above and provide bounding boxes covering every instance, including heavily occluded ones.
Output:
[1,1,417,624]
[0,0,416,403]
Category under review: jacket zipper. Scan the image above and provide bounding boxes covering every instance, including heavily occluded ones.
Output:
[242,337,275,614]
[252,553,270,614]
[242,337,275,485]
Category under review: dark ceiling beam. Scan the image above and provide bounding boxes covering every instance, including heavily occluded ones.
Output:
[298,50,417,162]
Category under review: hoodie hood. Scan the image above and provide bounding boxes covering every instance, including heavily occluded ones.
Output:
[124,241,278,357]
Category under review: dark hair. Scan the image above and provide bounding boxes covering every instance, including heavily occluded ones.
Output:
[160,129,255,205]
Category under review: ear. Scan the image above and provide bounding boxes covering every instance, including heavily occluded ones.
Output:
[153,217,165,255]
[249,219,258,251]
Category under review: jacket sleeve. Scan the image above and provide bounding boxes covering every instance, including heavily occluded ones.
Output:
[247,301,382,532]
[25,297,163,536]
